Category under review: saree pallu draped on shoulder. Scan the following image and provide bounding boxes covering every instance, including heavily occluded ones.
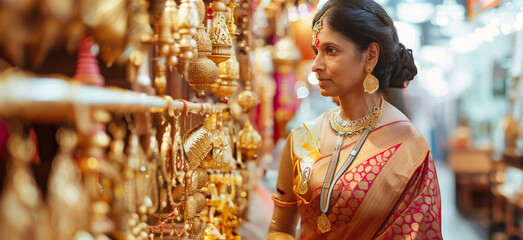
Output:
[291,120,442,240]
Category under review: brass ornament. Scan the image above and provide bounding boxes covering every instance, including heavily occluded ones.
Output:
[185,194,197,219]
[47,128,90,240]
[177,0,200,64]
[193,166,209,189]
[0,130,52,240]
[211,0,240,100]
[238,87,259,111]
[213,129,234,169]
[179,0,220,97]
[193,192,207,212]
[212,48,240,101]
[201,222,226,240]
[227,0,239,37]
[187,217,202,238]
[153,0,179,94]
[184,124,213,171]
[154,65,167,94]
[238,120,262,159]
[208,0,233,64]
[363,73,379,94]
[155,0,179,68]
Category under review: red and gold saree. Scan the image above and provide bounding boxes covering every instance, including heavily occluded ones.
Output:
[268,107,442,240]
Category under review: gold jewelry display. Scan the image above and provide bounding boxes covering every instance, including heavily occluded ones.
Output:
[328,96,384,137]
[363,66,379,94]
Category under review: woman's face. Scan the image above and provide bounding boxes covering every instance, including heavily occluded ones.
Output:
[311,22,367,97]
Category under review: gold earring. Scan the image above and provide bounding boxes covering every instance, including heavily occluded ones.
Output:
[363,66,379,94]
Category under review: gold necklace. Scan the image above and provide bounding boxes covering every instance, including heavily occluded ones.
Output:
[328,97,384,137]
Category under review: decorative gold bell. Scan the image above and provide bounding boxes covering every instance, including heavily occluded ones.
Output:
[238,120,262,159]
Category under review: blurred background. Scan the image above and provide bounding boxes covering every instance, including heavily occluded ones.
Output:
[0,0,521,239]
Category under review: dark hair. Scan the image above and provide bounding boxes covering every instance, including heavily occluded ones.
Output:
[313,0,417,90]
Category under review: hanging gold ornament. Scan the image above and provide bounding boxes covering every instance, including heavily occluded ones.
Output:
[47,128,90,240]
[238,86,259,111]
[238,120,262,159]
[184,124,213,171]
[208,0,232,64]
[211,0,240,102]
[0,130,53,240]
[179,0,220,97]
[177,0,200,66]
[154,0,179,94]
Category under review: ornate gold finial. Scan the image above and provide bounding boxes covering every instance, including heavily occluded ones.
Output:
[210,0,240,101]
[177,0,200,64]
[227,0,239,39]
[208,0,233,64]
[153,0,179,94]
[238,120,262,159]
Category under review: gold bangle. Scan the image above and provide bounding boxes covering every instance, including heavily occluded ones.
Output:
[272,194,298,207]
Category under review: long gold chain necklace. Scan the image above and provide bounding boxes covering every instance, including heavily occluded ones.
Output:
[318,97,384,233]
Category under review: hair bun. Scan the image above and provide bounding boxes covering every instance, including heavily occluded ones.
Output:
[388,43,417,88]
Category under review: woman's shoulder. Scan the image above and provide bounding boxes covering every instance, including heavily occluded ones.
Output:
[375,101,428,147]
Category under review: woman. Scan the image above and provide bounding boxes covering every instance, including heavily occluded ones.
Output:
[267,0,442,239]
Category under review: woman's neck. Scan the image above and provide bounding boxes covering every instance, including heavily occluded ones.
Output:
[338,92,381,121]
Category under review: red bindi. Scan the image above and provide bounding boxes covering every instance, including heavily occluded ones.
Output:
[315,38,320,47]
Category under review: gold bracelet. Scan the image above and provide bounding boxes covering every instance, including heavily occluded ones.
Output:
[271,194,298,207]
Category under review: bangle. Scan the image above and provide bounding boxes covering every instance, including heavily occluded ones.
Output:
[272,194,298,207]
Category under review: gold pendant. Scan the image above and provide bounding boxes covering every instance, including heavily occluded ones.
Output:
[318,213,331,233]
